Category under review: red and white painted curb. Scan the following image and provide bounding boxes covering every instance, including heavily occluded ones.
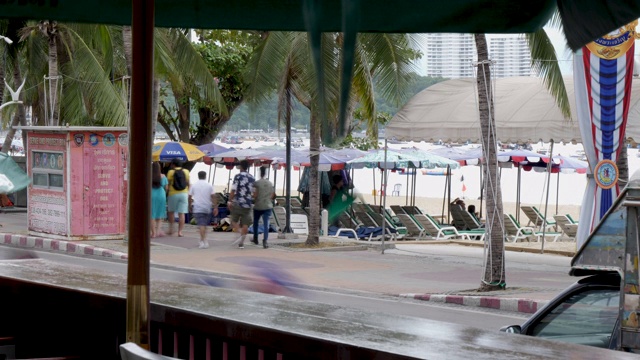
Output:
[2,233,128,260]
[399,293,546,314]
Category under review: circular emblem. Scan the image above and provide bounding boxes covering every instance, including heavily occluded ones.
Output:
[594,160,619,189]
[103,133,115,147]
[586,21,638,59]
[89,133,99,146]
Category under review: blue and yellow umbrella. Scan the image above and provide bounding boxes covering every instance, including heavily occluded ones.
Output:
[152,141,205,162]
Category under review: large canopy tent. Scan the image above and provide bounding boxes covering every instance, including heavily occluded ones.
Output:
[387,76,640,144]
[4,0,640,350]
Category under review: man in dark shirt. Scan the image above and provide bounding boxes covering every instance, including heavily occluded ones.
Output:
[228,160,255,249]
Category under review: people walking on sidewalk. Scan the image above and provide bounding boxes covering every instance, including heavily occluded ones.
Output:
[228,160,254,249]
[150,162,168,238]
[189,171,217,249]
[252,166,275,249]
[167,159,190,237]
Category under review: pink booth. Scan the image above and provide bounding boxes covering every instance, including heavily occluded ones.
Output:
[18,126,129,240]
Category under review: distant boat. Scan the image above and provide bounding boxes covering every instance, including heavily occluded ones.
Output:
[222,136,243,145]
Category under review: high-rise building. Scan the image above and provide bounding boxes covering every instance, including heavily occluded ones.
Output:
[422,34,532,78]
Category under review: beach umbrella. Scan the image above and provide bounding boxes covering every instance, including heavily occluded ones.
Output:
[296,148,349,171]
[497,149,552,222]
[396,147,460,169]
[198,143,230,183]
[428,146,484,221]
[522,154,588,214]
[152,141,205,162]
[211,148,265,191]
[396,147,460,208]
[347,149,421,169]
[428,146,484,166]
[198,143,230,159]
[213,148,265,163]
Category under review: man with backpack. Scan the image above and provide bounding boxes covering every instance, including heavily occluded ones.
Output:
[167,158,190,237]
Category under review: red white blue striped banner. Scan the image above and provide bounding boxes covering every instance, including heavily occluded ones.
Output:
[575,23,636,245]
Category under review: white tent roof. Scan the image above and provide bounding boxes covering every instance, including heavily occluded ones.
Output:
[386,76,640,144]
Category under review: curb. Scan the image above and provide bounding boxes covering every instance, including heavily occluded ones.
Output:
[399,293,547,314]
[449,240,576,257]
[2,233,129,260]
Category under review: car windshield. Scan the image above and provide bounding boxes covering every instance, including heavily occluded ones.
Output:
[529,288,619,348]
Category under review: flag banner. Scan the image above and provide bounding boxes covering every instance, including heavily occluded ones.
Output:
[575,21,637,246]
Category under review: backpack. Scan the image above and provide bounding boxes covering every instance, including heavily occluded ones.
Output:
[172,168,187,191]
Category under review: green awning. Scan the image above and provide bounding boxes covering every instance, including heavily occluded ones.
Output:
[0,1,556,34]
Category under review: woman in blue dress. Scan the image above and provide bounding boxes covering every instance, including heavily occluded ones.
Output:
[151,162,168,237]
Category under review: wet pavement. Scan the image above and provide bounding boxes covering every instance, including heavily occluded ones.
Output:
[0,210,579,313]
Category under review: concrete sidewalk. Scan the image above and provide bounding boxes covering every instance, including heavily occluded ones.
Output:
[0,210,578,314]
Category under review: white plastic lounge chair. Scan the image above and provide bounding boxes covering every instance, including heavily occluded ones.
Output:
[553,214,578,239]
[396,213,427,240]
[521,205,556,231]
[412,213,477,241]
[504,214,561,242]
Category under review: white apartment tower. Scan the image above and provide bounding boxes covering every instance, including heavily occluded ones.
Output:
[422,34,532,78]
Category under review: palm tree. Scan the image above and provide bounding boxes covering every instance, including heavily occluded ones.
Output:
[12,22,130,127]
[122,27,229,142]
[245,31,418,245]
[0,19,28,154]
[476,22,570,291]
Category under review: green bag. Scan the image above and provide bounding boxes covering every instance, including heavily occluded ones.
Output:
[0,153,30,194]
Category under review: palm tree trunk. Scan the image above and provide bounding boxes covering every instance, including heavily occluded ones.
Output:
[151,78,159,138]
[475,34,506,292]
[306,110,320,245]
[617,145,629,189]
[123,26,133,77]
[47,25,60,126]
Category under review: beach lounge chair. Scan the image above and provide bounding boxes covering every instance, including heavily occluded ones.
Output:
[331,211,367,240]
[272,206,286,232]
[330,211,391,241]
[503,214,561,242]
[449,204,467,230]
[412,214,484,241]
[553,214,578,240]
[353,202,406,233]
[395,213,427,240]
[401,206,423,215]
[390,205,407,216]
[521,205,556,231]
[458,208,483,230]
[351,210,400,240]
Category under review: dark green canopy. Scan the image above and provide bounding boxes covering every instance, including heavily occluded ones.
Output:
[2,0,640,51]
[1,1,555,33]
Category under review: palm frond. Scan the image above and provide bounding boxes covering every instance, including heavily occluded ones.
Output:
[350,40,375,128]
[244,31,292,105]
[358,33,418,106]
[62,26,128,126]
[168,28,228,116]
[526,30,571,120]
